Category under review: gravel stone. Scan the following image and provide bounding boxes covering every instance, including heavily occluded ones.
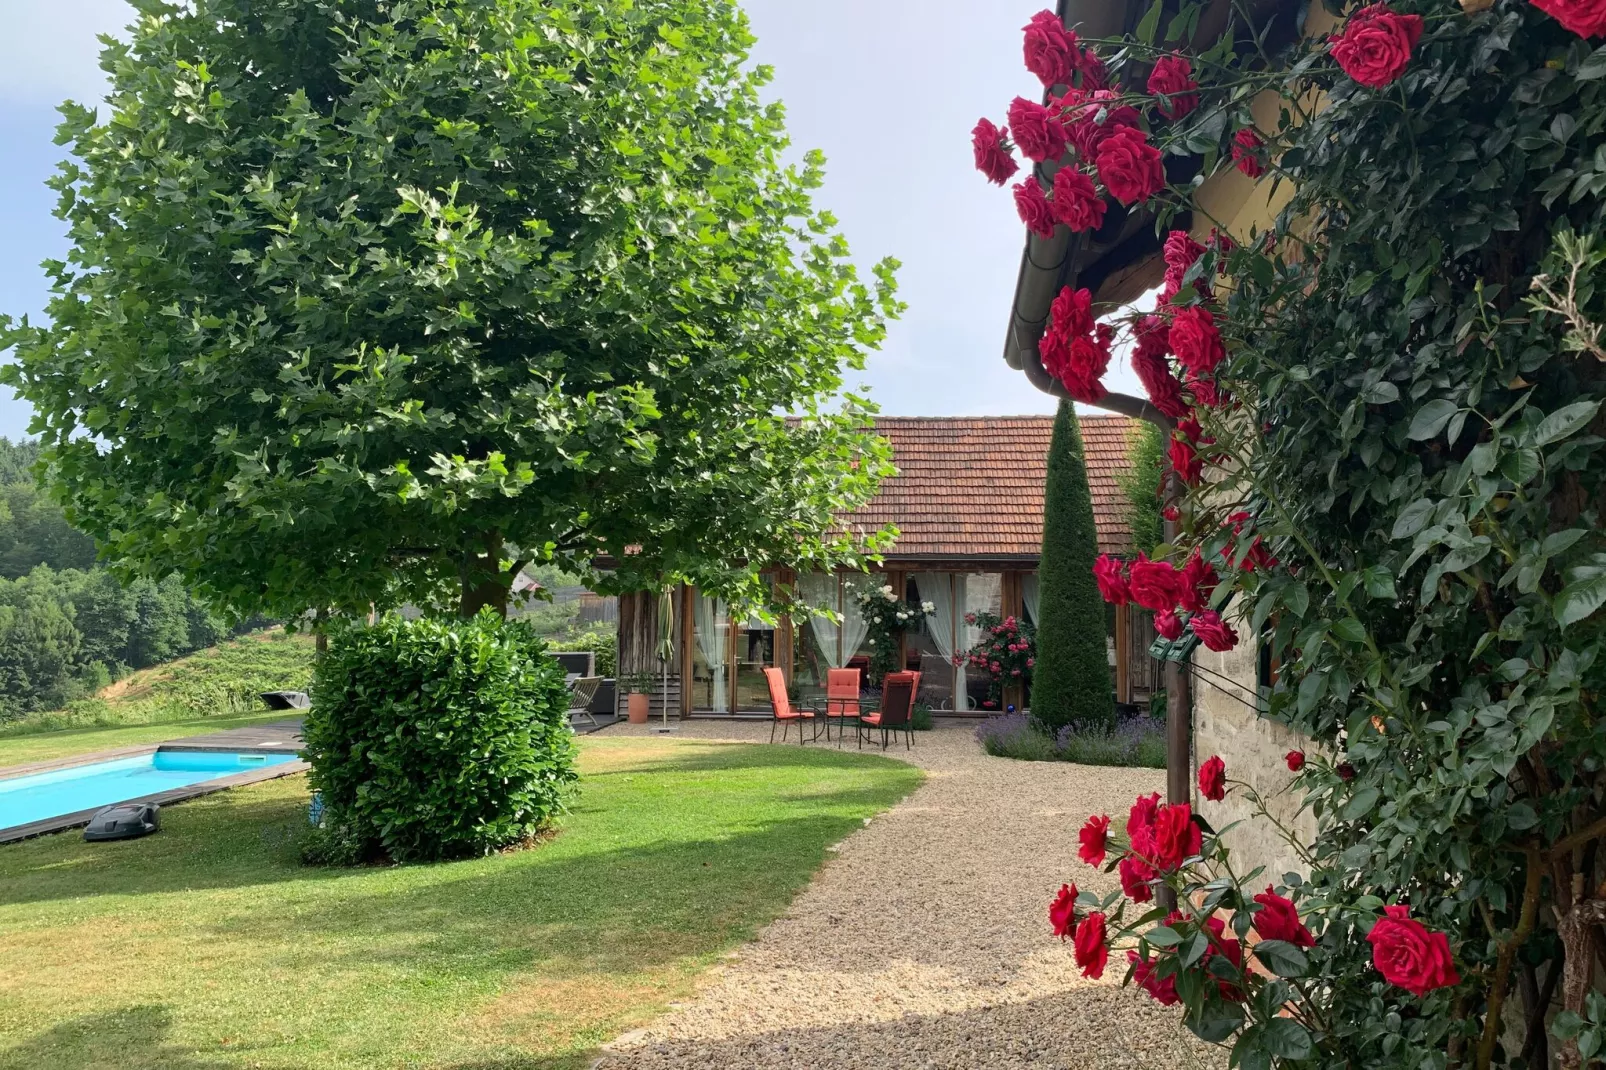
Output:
[595,719,1223,1070]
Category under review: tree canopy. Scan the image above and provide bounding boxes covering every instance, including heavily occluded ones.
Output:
[1,0,900,620]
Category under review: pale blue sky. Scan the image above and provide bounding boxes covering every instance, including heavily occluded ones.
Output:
[0,0,1145,440]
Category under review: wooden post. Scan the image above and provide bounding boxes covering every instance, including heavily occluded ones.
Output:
[678,585,694,719]
[1114,601,1131,705]
[1162,471,1193,807]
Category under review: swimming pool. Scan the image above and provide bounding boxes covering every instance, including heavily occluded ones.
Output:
[0,749,299,833]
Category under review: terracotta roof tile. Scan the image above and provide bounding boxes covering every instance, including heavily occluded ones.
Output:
[843,415,1141,561]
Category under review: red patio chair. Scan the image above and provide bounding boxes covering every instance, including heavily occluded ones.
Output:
[764,666,816,744]
[824,667,862,745]
[860,671,917,751]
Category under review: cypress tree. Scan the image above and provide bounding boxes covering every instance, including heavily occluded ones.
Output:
[1031,400,1114,733]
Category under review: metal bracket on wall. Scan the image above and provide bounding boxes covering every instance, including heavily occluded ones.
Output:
[1148,631,1201,663]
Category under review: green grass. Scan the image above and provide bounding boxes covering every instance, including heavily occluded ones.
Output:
[0,736,923,1070]
[0,630,314,743]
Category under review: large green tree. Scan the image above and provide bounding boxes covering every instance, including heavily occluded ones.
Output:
[1030,400,1114,732]
[1,0,899,620]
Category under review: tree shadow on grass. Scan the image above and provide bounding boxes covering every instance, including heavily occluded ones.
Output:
[0,1006,232,1070]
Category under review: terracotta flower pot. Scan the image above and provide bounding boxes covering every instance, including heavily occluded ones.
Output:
[626,692,650,724]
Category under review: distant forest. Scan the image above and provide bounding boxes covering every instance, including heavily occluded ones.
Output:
[0,439,264,719]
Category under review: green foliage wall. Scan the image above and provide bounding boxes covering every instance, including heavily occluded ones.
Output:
[1029,401,1114,732]
[303,613,578,864]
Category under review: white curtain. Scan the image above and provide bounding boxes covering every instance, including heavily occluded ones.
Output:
[798,573,843,667]
[693,594,728,713]
[914,573,967,710]
[1022,573,1042,627]
[837,579,872,669]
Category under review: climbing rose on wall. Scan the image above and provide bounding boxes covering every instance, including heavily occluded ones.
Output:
[1532,0,1606,37]
[1073,912,1110,978]
[1120,855,1156,901]
[1079,814,1110,866]
[1062,88,1142,159]
[1253,887,1317,948]
[1146,55,1199,119]
[1329,4,1425,88]
[1198,755,1227,801]
[1155,607,1184,640]
[1147,803,1202,870]
[971,118,1019,185]
[1179,550,1218,613]
[1231,127,1266,177]
[1007,96,1068,163]
[1095,126,1166,205]
[1286,750,1306,772]
[1367,906,1462,996]
[1023,10,1079,86]
[1051,167,1107,232]
[1013,178,1056,239]
[1168,434,1203,484]
[1190,609,1239,652]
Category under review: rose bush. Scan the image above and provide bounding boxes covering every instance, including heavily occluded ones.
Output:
[961,610,1036,710]
[976,1,1606,1066]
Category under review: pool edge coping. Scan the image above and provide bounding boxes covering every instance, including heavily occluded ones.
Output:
[0,756,309,845]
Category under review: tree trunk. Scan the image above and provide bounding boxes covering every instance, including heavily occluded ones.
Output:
[458,531,511,619]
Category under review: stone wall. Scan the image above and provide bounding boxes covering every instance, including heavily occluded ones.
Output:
[1191,638,1316,884]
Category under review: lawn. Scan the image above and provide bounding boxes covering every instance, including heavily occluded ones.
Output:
[0,736,923,1070]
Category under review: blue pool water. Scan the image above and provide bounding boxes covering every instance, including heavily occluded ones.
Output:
[0,749,298,831]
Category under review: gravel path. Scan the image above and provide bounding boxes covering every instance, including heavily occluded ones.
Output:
[594,719,1221,1070]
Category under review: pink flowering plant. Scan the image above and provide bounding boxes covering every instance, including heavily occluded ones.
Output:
[961,610,1037,709]
[976,0,1606,1066]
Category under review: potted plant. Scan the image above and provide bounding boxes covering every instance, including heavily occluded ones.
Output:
[619,673,654,724]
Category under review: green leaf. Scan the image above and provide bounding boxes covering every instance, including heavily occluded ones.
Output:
[1393,498,1436,539]
[1284,582,1310,618]
[1262,1018,1313,1059]
[1363,381,1400,404]
[1180,931,1210,968]
[1344,786,1381,821]
[1555,574,1606,628]
[1332,617,1368,643]
[1533,400,1601,447]
[1145,925,1184,948]
[1408,399,1459,440]
[1254,939,1310,977]
[1135,0,1165,43]
[1363,566,1398,600]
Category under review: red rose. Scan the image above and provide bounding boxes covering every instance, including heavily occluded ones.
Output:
[1163,229,1210,297]
[1119,855,1157,902]
[1178,549,1218,613]
[1203,915,1248,1000]
[1146,55,1199,120]
[1128,553,1184,612]
[1008,96,1068,163]
[1050,882,1080,939]
[1013,178,1056,240]
[1198,755,1227,802]
[1095,125,1166,205]
[1367,905,1461,996]
[1132,321,1191,420]
[1023,10,1079,87]
[1073,912,1110,979]
[1190,609,1239,652]
[1093,554,1131,605]
[1060,88,1141,159]
[1127,949,1181,1005]
[1162,505,1180,522]
[1337,761,1357,782]
[1079,814,1111,867]
[1533,0,1606,37]
[1148,803,1202,870]
[1127,792,1161,840]
[1050,285,1095,338]
[1154,608,1183,641]
[1169,305,1226,377]
[1285,750,1306,772]
[1188,371,1226,408]
[1232,127,1266,178]
[1168,434,1203,485]
[1253,886,1316,948]
[971,118,1019,186]
[1330,5,1425,88]
[1051,167,1107,232]
[1060,334,1111,403]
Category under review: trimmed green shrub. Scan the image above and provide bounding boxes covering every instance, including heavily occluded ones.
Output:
[302,611,577,864]
[1028,401,1114,733]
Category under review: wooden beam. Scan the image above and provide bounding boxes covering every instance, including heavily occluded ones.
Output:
[1114,601,1131,705]
[679,584,694,719]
